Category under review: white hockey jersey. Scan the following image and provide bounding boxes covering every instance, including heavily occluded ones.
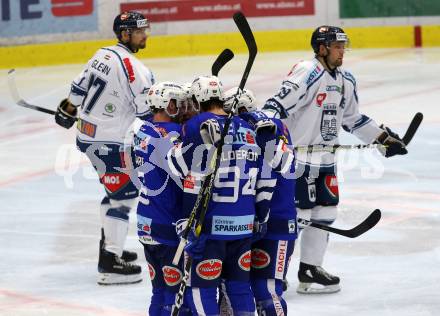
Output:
[69,43,154,145]
[263,57,383,170]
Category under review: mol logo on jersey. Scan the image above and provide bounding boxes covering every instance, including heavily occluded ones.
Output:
[101,173,130,193]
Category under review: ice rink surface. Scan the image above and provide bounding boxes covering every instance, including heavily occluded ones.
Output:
[0,47,439,316]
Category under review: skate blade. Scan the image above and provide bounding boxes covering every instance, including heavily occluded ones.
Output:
[97,272,142,285]
[296,282,340,294]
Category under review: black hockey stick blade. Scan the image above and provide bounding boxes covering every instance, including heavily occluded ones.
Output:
[303,209,382,238]
[233,11,257,90]
[402,112,423,145]
[211,48,234,76]
[8,69,57,116]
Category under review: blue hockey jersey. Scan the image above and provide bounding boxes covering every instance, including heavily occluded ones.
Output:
[171,112,274,240]
[240,111,298,240]
[134,120,183,246]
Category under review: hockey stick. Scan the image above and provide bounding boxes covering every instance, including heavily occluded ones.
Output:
[295,113,423,153]
[297,209,381,238]
[171,12,257,316]
[211,48,234,76]
[402,112,423,145]
[7,69,61,117]
[295,143,384,153]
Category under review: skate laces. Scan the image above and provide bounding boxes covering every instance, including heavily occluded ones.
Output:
[316,266,334,280]
[115,255,135,267]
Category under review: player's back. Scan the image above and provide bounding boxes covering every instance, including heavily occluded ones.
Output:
[240,112,297,234]
[134,120,182,245]
[181,112,260,240]
[72,44,153,144]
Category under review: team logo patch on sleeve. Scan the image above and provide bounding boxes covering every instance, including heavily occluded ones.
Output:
[238,251,251,271]
[196,259,222,280]
[100,173,130,193]
[162,266,182,286]
[148,262,156,281]
[251,248,270,269]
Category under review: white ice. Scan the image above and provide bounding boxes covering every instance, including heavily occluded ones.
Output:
[0,47,439,316]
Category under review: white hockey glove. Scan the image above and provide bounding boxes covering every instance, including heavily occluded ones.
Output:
[254,119,277,135]
[200,118,222,146]
[374,124,408,158]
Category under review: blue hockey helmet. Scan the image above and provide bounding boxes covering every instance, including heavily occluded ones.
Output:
[113,11,150,39]
[311,26,349,54]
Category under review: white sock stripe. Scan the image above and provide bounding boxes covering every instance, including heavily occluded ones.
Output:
[256,179,277,188]
[256,191,273,202]
[192,287,204,316]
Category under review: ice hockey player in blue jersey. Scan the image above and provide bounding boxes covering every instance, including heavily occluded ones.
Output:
[54,11,155,285]
[169,76,274,315]
[262,26,408,294]
[134,82,191,315]
[224,88,297,316]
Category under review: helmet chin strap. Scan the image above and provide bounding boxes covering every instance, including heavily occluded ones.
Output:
[321,46,336,75]
[119,30,139,53]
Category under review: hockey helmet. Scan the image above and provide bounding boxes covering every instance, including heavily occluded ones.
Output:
[190,75,225,104]
[147,82,185,117]
[311,26,349,54]
[113,11,150,39]
[224,87,257,114]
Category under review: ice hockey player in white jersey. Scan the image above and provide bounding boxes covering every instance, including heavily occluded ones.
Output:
[262,26,407,294]
[54,11,154,285]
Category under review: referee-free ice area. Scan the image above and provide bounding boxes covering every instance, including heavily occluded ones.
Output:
[0,48,439,316]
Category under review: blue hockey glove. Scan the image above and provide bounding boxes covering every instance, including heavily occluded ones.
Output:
[252,212,270,242]
[184,231,208,260]
[55,99,77,129]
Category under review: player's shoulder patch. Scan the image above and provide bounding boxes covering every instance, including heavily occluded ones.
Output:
[305,60,324,86]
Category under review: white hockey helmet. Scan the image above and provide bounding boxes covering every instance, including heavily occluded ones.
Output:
[190,75,225,105]
[147,81,185,117]
[224,87,257,114]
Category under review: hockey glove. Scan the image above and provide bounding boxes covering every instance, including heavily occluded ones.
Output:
[175,218,188,238]
[374,125,408,158]
[252,212,270,242]
[200,119,221,146]
[55,98,77,129]
[184,231,208,260]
